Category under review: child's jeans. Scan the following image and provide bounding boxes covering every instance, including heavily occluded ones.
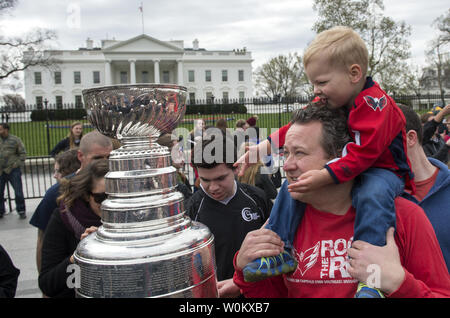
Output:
[266,168,405,249]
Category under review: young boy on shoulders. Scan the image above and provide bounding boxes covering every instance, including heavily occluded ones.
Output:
[240,26,415,298]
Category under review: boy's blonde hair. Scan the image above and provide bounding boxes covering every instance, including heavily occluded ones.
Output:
[303,26,369,76]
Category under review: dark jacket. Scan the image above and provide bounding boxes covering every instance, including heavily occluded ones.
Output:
[50,138,80,157]
[38,209,79,298]
[185,182,272,281]
[0,244,20,298]
[39,200,101,298]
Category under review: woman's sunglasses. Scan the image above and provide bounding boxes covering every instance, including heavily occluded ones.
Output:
[90,192,107,204]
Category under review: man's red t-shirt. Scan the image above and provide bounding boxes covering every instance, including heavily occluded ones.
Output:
[234,197,450,298]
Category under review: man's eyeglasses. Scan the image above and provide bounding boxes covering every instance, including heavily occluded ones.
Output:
[90,192,107,204]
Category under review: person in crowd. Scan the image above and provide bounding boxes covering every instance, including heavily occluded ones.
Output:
[188,118,205,150]
[157,133,192,200]
[188,119,206,192]
[397,104,450,272]
[232,119,248,151]
[443,118,450,142]
[49,122,83,157]
[30,131,113,274]
[422,104,450,164]
[237,142,277,201]
[186,134,272,297]
[233,105,450,298]
[420,112,434,125]
[38,159,109,298]
[246,116,259,144]
[35,149,81,274]
[0,123,27,219]
[216,118,228,133]
[0,244,20,298]
[52,149,81,183]
[240,27,415,298]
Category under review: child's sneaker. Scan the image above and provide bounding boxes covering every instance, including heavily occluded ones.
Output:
[354,282,385,298]
[243,250,297,282]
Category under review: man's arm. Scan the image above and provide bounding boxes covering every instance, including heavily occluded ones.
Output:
[17,138,26,164]
[233,123,291,177]
[348,199,450,298]
[233,228,288,298]
[423,105,450,144]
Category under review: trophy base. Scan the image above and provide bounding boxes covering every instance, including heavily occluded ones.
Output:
[74,221,218,298]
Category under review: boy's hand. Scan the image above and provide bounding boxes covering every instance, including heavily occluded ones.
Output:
[233,139,271,177]
[287,168,332,193]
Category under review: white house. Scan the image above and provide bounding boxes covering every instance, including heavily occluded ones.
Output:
[23,34,253,107]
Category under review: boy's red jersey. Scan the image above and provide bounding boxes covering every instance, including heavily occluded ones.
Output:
[268,78,414,191]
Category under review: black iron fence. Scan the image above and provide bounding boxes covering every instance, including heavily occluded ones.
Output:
[0,93,448,211]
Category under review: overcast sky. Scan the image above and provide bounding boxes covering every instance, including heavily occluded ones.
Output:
[0,0,448,93]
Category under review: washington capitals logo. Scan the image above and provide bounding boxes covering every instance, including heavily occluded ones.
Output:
[364,95,387,111]
[293,242,320,276]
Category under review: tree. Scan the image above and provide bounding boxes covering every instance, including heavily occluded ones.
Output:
[254,53,307,99]
[434,8,450,46]
[0,0,57,81]
[311,0,413,94]
[421,9,450,104]
[1,93,25,110]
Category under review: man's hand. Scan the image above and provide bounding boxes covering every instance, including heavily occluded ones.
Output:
[434,104,450,123]
[217,279,241,298]
[347,228,405,295]
[236,228,284,271]
[287,168,333,193]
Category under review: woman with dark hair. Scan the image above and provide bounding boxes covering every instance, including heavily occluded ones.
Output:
[49,122,83,157]
[38,159,108,298]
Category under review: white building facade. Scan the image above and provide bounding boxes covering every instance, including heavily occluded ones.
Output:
[24,34,253,107]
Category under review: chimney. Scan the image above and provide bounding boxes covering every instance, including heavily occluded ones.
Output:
[86,37,93,50]
[193,38,199,50]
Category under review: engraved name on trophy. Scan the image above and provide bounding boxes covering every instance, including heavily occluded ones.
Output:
[74,84,218,297]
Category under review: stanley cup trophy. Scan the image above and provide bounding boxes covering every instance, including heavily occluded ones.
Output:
[74,84,218,298]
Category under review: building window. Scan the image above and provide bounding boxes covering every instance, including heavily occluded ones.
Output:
[93,71,100,84]
[222,70,228,82]
[206,92,213,103]
[56,96,63,109]
[142,71,149,83]
[74,71,81,84]
[120,71,127,84]
[34,72,42,85]
[189,92,196,104]
[75,95,83,108]
[222,91,229,103]
[36,96,43,109]
[205,70,211,82]
[238,70,244,81]
[239,91,245,101]
[54,72,61,84]
[162,71,170,83]
[188,70,195,82]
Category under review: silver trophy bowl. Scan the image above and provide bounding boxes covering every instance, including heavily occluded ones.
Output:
[74,84,218,298]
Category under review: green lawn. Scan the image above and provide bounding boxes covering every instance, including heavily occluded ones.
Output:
[10,120,93,157]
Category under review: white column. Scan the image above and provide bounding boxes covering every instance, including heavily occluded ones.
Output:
[153,59,160,83]
[104,59,112,85]
[129,59,136,84]
[177,59,183,85]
